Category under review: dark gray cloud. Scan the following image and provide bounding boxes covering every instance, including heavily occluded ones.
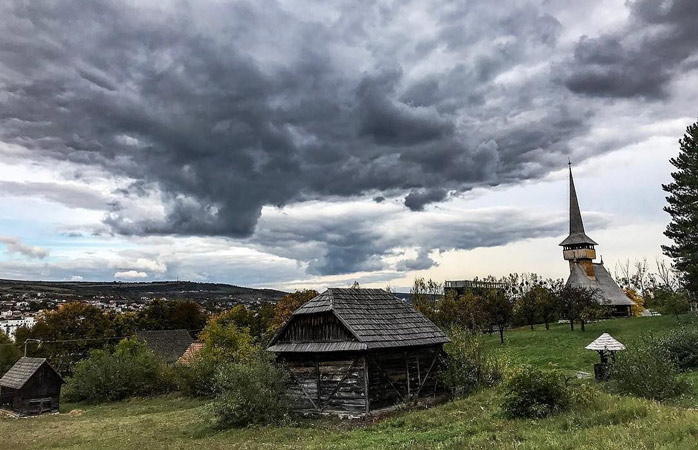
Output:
[561,0,698,98]
[0,0,596,241]
[396,249,438,272]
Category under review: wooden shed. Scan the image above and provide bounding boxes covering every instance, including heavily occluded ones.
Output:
[135,329,194,364]
[267,288,450,416]
[0,357,64,415]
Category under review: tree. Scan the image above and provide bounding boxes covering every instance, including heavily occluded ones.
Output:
[514,290,539,331]
[0,330,21,377]
[270,289,318,331]
[483,289,513,344]
[557,285,604,331]
[654,289,690,319]
[537,283,560,330]
[136,299,207,331]
[16,302,118,373]
[663,118,698,303]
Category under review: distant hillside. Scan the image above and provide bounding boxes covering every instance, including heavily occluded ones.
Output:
[0,279,287,303]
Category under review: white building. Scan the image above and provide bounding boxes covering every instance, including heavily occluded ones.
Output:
[0,317,36,341]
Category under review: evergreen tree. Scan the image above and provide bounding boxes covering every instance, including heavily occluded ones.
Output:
[663,118,698,300]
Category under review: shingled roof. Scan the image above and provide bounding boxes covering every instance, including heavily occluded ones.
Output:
[135,329,194,363]
[0,357,63,390]
[585,333,626,351]
[567,263,635,306]
[268,288,449,352]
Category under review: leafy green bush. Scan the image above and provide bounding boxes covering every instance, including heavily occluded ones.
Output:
[176,321,256,398]
[64,338,175,403]
[211,353,290,428]
[501,365,571,419]
[440,327,504,397]
[653,327,698,371]
[609,341,689,401]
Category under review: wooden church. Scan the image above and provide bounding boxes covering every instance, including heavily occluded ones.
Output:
[267,288,450,416]
[561,164,634,316]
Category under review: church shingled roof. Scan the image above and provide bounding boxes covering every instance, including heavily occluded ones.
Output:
[135,329,194,364]
[268,288,449,352]
[566,263,635,306]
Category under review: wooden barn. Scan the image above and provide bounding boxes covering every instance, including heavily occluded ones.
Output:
[0,357,64,415]
[267,288,450,416]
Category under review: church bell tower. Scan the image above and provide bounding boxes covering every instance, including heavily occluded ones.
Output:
[560,163,598,278]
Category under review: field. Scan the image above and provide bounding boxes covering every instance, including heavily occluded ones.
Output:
[2,316,697,449]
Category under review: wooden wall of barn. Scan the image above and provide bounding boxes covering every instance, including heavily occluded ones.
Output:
[280,353,367,416]
[277,313,356,343]
[367,346,442,410]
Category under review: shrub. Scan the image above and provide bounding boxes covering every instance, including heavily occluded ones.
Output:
[609,340,689,401]
[64,338,175,403]
[211,352,290,428]
[176,321,256,398]
[653,327,698,371]
[440,327,504,397]
[501,365,571,419]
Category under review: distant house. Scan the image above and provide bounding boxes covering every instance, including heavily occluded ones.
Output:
[177,342,204,366]
[267,288,450,416]
[0,357,64,415]
[135,329,194,364]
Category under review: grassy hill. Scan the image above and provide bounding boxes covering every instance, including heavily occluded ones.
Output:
[2,316,697,449]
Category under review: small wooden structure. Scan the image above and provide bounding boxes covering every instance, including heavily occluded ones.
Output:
[0,357,64,415]
[267,288,450,416]
[135,329,194,364]
[585,333,625,381]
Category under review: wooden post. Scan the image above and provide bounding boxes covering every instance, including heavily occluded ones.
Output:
[315,357,321,409]
[405,351,411,401]
[363,355,370,416]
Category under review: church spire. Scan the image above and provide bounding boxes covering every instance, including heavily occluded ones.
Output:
[568,162,585,236]
[560,162,598,247]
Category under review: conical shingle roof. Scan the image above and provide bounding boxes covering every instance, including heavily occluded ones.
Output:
[560,164,598,246]
[585,333,625,351]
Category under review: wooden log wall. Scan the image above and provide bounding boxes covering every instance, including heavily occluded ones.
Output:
[278,313,355,343]
[280,353,367,416]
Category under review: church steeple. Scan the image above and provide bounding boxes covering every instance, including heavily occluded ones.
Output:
[560,162,597,277]
[560,162,598,247]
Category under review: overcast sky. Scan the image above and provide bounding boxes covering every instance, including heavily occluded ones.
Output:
[1,0,696,291]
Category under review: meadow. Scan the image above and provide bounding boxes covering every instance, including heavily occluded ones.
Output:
[2,315,697,450]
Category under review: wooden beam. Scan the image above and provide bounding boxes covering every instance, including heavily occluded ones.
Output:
[363,355,370,416]
[405,351,411,401]
[368,355,404,402]
[287,369,319,411]
[414,352,439,397]
[319,359,359,412]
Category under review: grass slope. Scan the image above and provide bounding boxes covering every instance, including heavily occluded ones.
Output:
[482,315,698,372]
[2,316,697,449]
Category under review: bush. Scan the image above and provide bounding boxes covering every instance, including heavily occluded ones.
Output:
[64,338,175,403]
[609,341,689,401]
[211,353,290,428]
[502,365,571,419]
[440,327,504,397]
[653,327,698,371]
[176,322,256,398]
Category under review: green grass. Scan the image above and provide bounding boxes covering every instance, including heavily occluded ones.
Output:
[482,315,698,373]
[1,389,697,449]
[2,315,697,449]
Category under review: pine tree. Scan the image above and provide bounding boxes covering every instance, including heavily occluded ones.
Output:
[662,118,698,299]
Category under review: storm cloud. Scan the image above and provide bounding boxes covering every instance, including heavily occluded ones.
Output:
[0,0,601,238]
[561,0,698,98]
[1,0,696,283]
